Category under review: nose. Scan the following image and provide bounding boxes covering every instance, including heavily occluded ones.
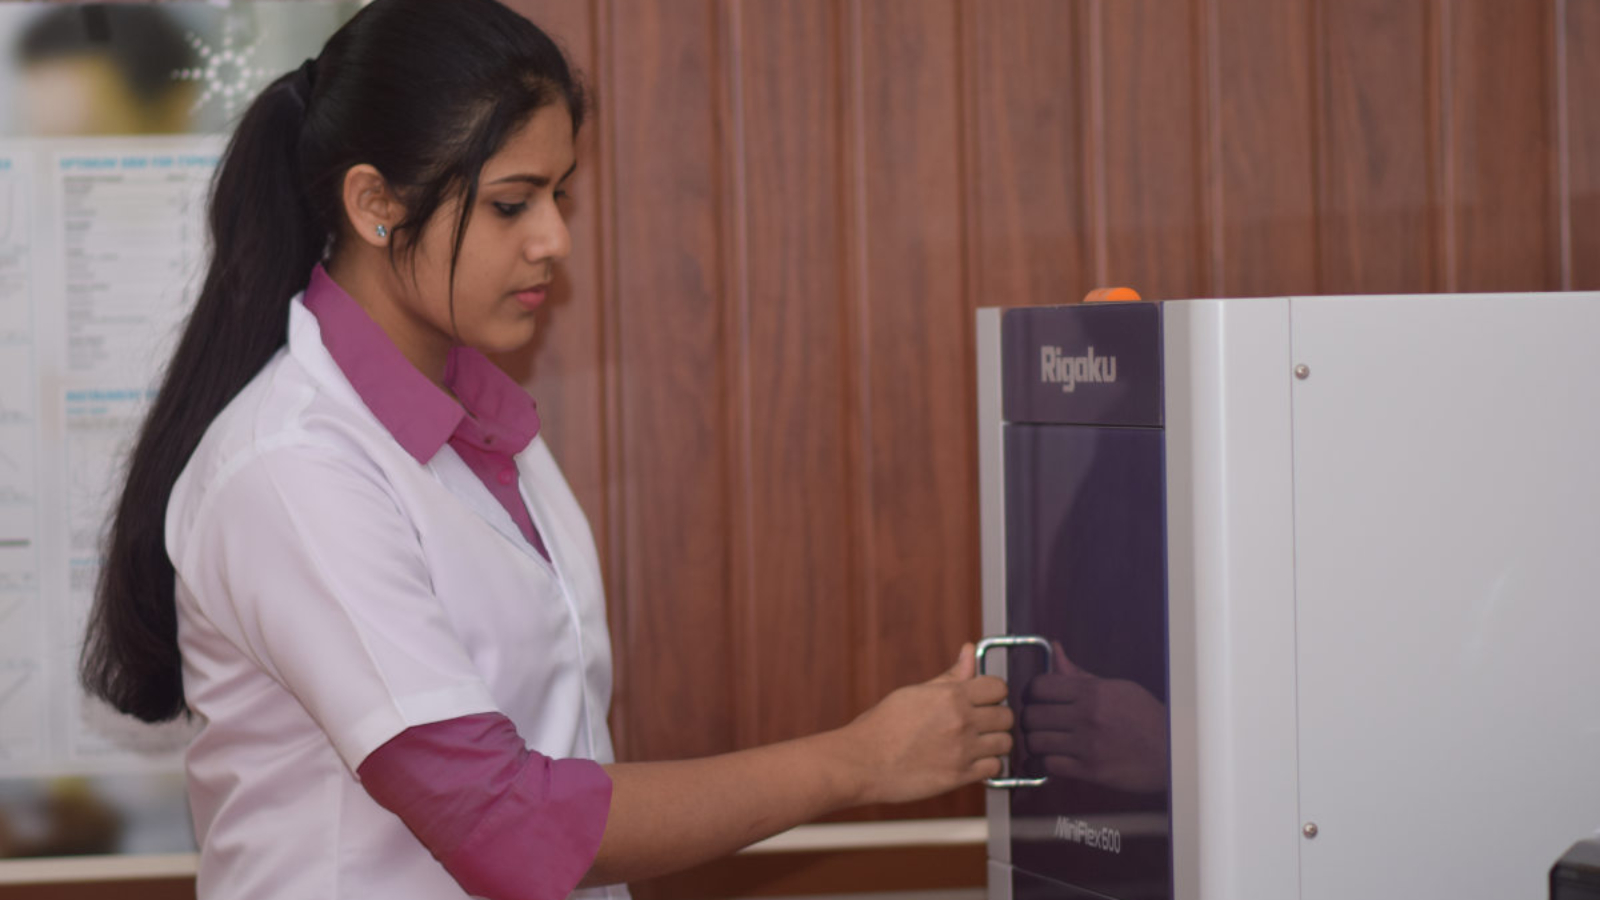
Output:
[526,197,571,264]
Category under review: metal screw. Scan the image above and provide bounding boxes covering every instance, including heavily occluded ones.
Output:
[1303,822,1319,839]
[1294,364,1311,380]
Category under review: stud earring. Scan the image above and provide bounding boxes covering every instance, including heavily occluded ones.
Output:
[375,224,389,239]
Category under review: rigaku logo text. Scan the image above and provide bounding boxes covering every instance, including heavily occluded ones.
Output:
[1040,345,1117,393]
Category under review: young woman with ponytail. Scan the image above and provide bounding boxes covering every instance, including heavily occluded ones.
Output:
[79,2,1013,898]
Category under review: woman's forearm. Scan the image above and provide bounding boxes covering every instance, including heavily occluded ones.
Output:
[581,727,865,885]
[580,644,1012,887]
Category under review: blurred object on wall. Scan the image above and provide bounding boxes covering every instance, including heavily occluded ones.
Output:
[0,778,122,858]
[0,1,362,137]
[14,5,200,136]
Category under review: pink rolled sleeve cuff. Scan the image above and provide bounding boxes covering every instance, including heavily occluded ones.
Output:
[357,713,612,900]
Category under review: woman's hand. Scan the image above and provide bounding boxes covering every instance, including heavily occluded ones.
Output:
[586,643,1013,886]
[838,643,1014,805]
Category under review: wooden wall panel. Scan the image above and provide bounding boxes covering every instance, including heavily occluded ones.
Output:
[1099,0,1206,300]
[1316,0,1438,294]
[733,0,858,746]
[1565,0,1600,288]
[1444,0,1560,290]
[965,0,1089,307]
[847,0,981,822]
[549,0,1588,813]
[603,0,736,763]
[1209,0,1320,296]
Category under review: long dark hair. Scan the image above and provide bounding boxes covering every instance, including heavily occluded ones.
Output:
[81,0,587,723]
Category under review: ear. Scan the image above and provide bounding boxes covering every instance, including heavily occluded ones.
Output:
[341,164,404,248]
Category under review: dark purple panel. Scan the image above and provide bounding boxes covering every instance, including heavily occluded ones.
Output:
[1001,304,1163,427]
[1004,424,1170,900]
[1013,864,1122,900]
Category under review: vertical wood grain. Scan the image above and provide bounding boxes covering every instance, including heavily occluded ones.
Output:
[1565,0,1600,288]
[967,0,1090,307]
[959,0,985,314]
[733,0,858,746]
[1555,0,1574,289]
[1444,0,1559,290]
[589,0,630,756]
[1317,0,1438,294]
[1431,0,1459,291]
[715,0,759,761]
[1212,0,1319,295]
[605,0,737,762]
[1085,0,1109,285]
[841,0,876,753]
[1100,0,1207,299]
[847,0,981,821]
[1199,0,1225,296]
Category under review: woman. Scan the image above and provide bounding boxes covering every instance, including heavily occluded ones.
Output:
[80,1,1013,898]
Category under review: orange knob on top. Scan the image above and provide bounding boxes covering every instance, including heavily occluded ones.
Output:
[1082,286,1142,303]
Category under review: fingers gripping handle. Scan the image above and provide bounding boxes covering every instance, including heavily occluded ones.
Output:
[975,635,1051,789]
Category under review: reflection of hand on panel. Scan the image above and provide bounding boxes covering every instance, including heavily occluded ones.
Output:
[1021,642,1169,794]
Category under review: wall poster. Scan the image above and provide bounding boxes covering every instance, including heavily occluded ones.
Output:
[0,1,359,864]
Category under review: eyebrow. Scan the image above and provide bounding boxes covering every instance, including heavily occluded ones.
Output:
[486,160,578,188]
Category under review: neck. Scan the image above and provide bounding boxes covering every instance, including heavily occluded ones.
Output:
[325,246,451,387]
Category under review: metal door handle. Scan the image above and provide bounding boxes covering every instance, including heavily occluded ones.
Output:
[975,635,1051,789]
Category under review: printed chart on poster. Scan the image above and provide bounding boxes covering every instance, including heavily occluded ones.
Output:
[0,1,360,865]
[0,135,222,857]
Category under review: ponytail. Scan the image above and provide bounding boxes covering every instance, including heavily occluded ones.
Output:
[81,67,325,722]
[80,0,589,724]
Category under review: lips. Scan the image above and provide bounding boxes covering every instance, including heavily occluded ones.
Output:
[513,284,549,309]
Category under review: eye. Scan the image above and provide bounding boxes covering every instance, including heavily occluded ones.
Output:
[492,201,527,217]
[554,189,571,203]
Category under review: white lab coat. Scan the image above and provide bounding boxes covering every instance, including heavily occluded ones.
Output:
[167,297,625,900]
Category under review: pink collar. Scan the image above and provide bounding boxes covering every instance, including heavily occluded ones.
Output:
[301,265,541,463]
